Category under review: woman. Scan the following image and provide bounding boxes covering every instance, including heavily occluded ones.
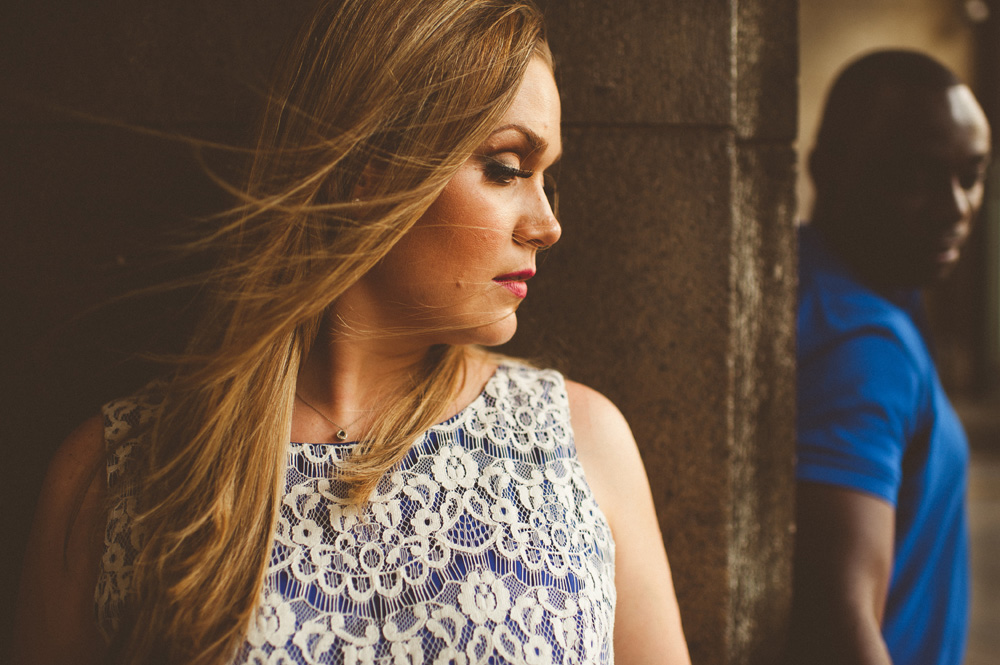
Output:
[14,1,689,663]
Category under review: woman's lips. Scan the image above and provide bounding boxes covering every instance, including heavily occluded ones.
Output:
[493,270,534,299]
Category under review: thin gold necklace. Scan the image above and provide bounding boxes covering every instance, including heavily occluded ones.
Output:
[295,392,364,442]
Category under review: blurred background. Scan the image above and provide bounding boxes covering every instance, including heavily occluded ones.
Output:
[800,0,1000,399]
[798,2,1000,663]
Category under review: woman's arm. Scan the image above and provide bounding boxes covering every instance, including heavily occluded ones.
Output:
[12,416,109,665]
[567,381,691,665]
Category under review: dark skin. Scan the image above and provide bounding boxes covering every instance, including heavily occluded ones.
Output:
[788,83,990,665]
[786,485,896,665]
[810,84,991,291]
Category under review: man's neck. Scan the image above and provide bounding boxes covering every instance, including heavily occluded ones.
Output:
[809,208,913,294]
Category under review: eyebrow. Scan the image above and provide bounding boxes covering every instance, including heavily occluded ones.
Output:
[489,123,549,153]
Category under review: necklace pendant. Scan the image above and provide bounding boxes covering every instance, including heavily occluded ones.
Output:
[336,429,348,442]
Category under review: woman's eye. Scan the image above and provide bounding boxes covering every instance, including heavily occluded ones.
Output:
[483,156,532,184]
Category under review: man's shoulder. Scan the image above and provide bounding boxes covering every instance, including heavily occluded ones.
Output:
[800,274,912,336]
[798,233,928,370]
[802,287,926,370]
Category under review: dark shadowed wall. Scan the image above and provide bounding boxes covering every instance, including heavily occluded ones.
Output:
[1,1,798,663]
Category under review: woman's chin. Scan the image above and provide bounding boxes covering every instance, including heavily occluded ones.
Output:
[449,312,518,348]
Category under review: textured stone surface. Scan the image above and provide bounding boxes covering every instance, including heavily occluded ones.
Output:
[541,0,734,126]
[736,0,799,140]
[727,140,797,664]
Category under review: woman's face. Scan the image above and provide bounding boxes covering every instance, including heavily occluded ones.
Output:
[342,57,562,347]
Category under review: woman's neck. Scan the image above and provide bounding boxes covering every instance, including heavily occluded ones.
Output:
[292,303,501,444]
[294,330,429,435]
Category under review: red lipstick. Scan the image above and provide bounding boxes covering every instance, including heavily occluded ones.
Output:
[493,270,534,299]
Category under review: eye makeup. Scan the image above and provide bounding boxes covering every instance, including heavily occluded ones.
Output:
[478,155,559,215]
[482,155,533,183]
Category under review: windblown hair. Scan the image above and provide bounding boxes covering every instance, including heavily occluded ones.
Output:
[108,1,550,662]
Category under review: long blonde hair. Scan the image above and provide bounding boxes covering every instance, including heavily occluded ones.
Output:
[109,1,550,662]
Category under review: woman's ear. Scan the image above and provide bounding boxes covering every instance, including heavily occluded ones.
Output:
[351,163,380,200]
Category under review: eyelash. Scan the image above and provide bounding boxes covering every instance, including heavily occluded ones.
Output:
[482,155,560,215]
[483,157,533,184]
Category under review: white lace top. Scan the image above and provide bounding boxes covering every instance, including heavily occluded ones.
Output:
[96,364,616,664]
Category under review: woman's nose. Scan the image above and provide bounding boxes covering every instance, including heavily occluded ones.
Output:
[515,181,562,249]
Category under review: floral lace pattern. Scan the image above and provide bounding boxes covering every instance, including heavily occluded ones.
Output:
[95,390,159,639]
[97,365,616,664]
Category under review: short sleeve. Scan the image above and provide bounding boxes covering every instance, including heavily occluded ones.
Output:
[796,330,925,506]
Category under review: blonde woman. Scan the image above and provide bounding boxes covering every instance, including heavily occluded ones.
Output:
[14,1,689,663]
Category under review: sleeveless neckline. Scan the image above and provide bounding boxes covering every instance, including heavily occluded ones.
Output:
[97,363,617,664]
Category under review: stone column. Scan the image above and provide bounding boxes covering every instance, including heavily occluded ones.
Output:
[507,2,799,663]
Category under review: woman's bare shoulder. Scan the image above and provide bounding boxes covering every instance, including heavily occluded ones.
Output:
[563,379,632,454]
[48,416,106,491]
[25,413,107,573]
[12,415,109,664]
[562,379,643,516]
[27,415,107,534]
[563,379,692,664]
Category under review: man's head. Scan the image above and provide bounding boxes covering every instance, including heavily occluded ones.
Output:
[810,49,992,289]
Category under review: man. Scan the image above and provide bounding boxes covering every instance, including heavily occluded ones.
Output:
[788,50,991,665]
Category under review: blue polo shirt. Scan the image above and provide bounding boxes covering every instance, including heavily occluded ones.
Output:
[796,226,970,665]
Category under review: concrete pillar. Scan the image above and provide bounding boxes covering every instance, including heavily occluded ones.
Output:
[508,2,799,663]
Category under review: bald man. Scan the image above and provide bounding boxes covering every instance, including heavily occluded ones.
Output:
[788,50,991,665]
